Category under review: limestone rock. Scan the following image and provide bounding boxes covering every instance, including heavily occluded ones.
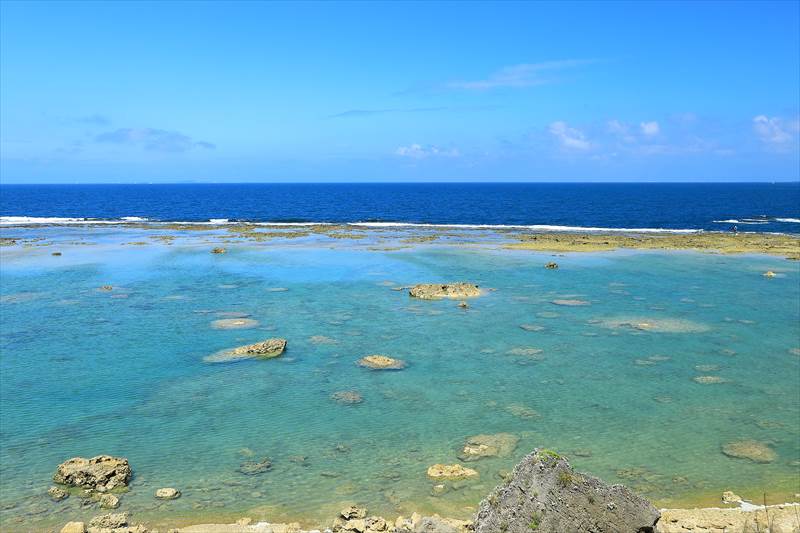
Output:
[155,487,181,500]
[49,485,69,501]
[722,490,742,504]
[340,506,367,520]
[53,456,132,491]
[61,522,86,533]
[472,449,660,533]
[722,440,777,463]
[98,493,120,509]
[89,512,129,529]
[211,248,226,254]
[357,355,406,370]
[545,262,559,269]
[764,270,776,277]
[409,283,481,300]
[204,338,287,363]
[426,464,478,481]
[458,433,519,462]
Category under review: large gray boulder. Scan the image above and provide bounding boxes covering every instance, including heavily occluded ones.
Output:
[472,449,660,533]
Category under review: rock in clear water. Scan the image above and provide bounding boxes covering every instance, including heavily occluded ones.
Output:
[721,440,777,463]
[458,433,520,462]
[426,464,479,480]
[48,486,68,501]
[472,449,660,533]
[53,456,131,491]
[155,487,181,500]
[204,338,287,363]
[409,283,482,300]
[357,354,406,370]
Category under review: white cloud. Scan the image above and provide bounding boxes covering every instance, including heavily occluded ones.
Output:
[549,121,591,150]
[395,144,460,159]
[753,115,799,148]
[640,121,660,137]
[446,60,591,90]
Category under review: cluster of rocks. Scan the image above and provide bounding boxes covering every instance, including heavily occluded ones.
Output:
[332,506,470,533]
[53,456,132,492]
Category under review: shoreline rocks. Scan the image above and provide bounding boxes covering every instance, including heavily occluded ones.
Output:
[53,456,131,491]
[409,283,482,300]
[204,338,287,363]
[472,448,660,533]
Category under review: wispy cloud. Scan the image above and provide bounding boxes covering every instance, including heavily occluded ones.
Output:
[75,114,111,126]
[328,105,498,119]
[445,60,592,90]
[640,121,660,137]
[395,143,460,159]
[549,121,591,151]
[753,115,799,150]
[95,128,215,152]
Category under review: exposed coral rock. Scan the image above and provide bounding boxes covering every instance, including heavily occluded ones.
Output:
[211,248,226,254]
[204,338,287,363]
[426,464,479,480]
[53,456,131,491]
[722,490,742,504]
[409,283,482,300]
[472,449,660,533]
[764,270,776,277]
[722,440,777,463]
[357,355,406,370]
[545,262,559,269]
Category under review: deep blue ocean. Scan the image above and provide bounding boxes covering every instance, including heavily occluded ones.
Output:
[2,182,799,232]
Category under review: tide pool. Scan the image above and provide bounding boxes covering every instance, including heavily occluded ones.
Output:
[1,232,798,530]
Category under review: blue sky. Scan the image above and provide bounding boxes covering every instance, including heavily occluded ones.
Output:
[1,0,799,183]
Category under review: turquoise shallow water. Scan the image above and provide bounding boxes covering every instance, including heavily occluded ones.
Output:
[1,230,799,530]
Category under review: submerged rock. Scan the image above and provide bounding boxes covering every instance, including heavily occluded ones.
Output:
[552,299,590,306]
[409,283,482,300]
[458,433,520,462]
[238,458,272,475]
[331,390,363,404]
[357,354,406,370]
[48,486,69,501]
[155,487,181,500]
[472,448,660,533]
[545,262,559,269]
[519,324,545,332]
[210,318,259,330]
[53,456,131,491]
[204,338,287,363]
[692,375,730,384]
[722,440,777,463]
[763,270,776,277]
[426,464,479,480]
[98,493,119,509]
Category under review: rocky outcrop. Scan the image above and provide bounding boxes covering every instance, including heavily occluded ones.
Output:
[204,338,287,363]
[472,449,660,533]
[211,247,226,254]
[60,522,86,533]
[659,504,800,533]
[49,485,69,501]
[53,456,131,491]
[357,355,406,370]
[545,262,559,269]
[409,283,482,300]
